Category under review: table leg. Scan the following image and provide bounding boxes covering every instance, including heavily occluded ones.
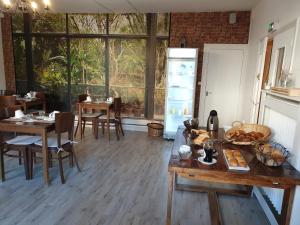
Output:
[107,107,110,142]
[0,143,4,181]
[78,104,83,140]
[208,191,223,225]
[166,171,174,225]
[41,129,49,185]
[279,186,295,225]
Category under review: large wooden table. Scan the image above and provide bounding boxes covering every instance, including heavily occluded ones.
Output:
[17,98,46,113]
[77,102,112,141]
[0,120,54,185]
[166,128,300,225]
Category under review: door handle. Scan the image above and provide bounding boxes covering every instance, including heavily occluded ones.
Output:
[206,91,212,96]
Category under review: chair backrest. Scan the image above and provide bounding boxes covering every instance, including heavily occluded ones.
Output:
[113,97,122,118]
[0,105,21,120]
[55,112,74,145]
[36,92,46,100]
[78,94,88,103]
[0,90,14,96]
[0,96,16,107]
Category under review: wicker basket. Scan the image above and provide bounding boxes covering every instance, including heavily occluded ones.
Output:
[147,122,164,137]
[224,121,271,145]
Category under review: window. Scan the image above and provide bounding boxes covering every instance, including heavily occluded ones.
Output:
[13,36,27,94]
[68,14,106,34]
[109,39,146,117]
[32,37,68,111]
[108,14,147,35]
[154,39,168,119]
[70,38,106,108]
[32,13,66,33]
[11,13,169,119]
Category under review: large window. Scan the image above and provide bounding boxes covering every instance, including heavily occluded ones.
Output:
[12,13,169,119]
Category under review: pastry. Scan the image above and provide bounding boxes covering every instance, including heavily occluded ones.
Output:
[191,129,208,135]
[229,159,238,167]
[193,133,210,145]
[239,161,247,168]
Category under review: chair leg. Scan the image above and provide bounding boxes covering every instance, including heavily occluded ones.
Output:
[69,151,74,167]
[72,147,81,172]
[0,145,5,182]
[115,123,120,141]
[57,152,65,184]
[28,150,33,179]
[82,121,86,137]
[18,151,22,165]
[101,122,105,135]
[74,121,79,137]
[120,122,124,136]
[48,152,53,168]
[22,149,30,180]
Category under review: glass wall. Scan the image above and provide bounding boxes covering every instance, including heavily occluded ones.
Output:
[12,13,169,119]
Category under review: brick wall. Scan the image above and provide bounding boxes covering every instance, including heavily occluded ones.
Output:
[170,11,251,117]
[1,13,16,93]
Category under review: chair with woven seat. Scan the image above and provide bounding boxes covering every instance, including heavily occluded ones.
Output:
[98,97,124,140]
[29,112,80,184]
[0,107,40,181]
[74,94,102,138]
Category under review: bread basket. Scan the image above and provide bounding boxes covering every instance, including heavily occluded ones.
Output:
[255,142,289,167]
[224,121,271,145]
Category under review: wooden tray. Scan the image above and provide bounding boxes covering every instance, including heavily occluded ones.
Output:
[271,87,300,96]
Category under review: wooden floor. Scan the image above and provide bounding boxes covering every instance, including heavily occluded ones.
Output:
[0,129,270,225]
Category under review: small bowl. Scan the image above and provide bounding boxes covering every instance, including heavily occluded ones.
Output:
[178,145,192,160]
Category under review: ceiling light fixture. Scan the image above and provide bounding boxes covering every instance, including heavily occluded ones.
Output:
[0,0,50,13]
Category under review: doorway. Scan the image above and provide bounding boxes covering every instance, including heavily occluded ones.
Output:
[199,44,248,128]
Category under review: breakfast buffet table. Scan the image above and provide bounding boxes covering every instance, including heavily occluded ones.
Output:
[166,128,300,225]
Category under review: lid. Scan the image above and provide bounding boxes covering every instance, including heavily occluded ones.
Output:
[209,110,218,116]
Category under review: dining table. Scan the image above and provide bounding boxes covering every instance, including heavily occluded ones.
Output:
[0,117,55,185]
[166,127,300,225]
[77,101,113,141]
[17,97,46,113]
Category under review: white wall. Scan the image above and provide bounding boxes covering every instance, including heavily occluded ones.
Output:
[0,15,6,90]
[240,0,300,123]
[243,1,300,225]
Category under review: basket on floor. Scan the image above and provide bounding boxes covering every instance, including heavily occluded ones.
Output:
[147,122,164,137]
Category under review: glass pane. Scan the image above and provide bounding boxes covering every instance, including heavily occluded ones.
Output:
[109,39,146,117]
[157,13,170,36]
[154,39,168,119]
[108,14,146,35]
[32,14,66,33]
[68,14,106,34]
[70,38,106,110]
[32,37,68,111]
[12,13,24,33]
[13,36,27,94]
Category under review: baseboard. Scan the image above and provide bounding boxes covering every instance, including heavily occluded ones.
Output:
[253,187,278,225]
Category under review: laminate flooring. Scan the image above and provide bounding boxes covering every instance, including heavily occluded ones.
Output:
[0,129,270,225]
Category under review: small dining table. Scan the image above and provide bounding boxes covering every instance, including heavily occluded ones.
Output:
[0,118,54,185]
[77,101,112,141]
[166,127,300,225]
[17,97,46,113]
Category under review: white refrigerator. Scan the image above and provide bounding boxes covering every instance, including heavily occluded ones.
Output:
[163,48,198,139]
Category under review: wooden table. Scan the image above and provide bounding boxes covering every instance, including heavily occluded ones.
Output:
[166,128,300,225]
[17,98,46,113]
[77,102,112,141]
[0,120,54,185]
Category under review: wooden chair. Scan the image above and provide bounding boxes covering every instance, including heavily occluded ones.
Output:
[74,94,102,138]
[99,97,124,140]
[0,96,17,107]
[0,106,40,181]
[29,112,80,184]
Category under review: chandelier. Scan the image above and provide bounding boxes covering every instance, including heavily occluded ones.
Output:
[0,0,50,13]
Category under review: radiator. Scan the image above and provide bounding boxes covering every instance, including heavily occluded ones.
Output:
[262,107,297,213]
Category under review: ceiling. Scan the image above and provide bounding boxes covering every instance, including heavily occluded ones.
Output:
[49,0,260,13]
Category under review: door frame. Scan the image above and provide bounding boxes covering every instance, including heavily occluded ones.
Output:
[199,44,248,126]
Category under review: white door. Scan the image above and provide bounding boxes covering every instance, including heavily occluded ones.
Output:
[199,44,247,128]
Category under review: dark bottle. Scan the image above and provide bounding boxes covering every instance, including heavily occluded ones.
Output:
[206,110,219,131]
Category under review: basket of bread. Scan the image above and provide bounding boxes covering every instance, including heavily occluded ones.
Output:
[224,121,271,145]
[182,119,210,146]
[255,142,289,167]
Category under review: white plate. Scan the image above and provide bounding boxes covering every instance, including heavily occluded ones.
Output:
[198,156,217,165]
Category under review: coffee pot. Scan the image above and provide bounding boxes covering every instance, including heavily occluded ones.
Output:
[206,110,219,131]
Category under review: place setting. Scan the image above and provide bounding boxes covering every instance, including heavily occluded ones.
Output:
[4,109,59,124]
